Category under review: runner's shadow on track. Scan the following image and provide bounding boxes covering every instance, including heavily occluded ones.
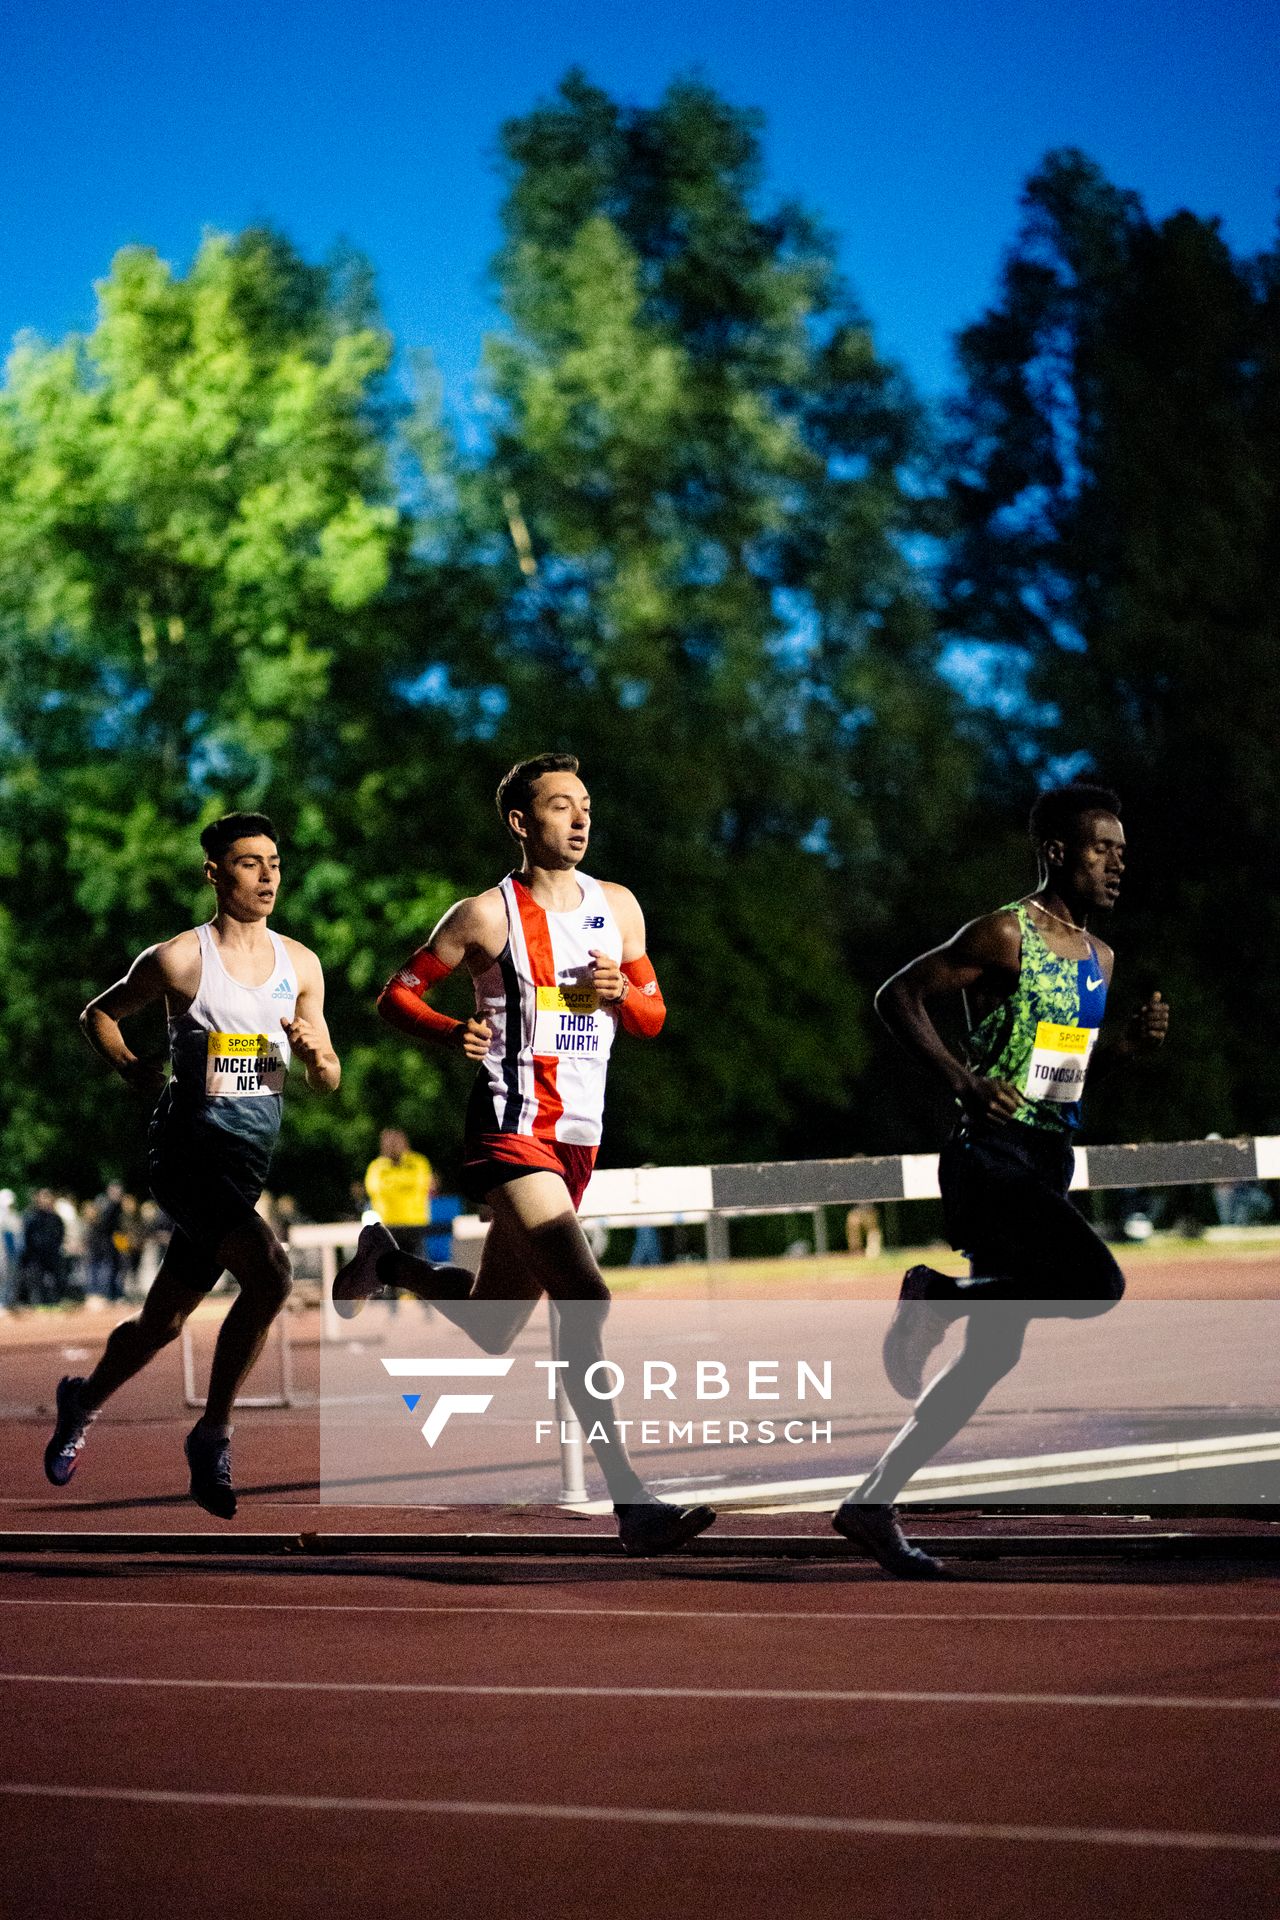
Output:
[3,1555,1278,1587]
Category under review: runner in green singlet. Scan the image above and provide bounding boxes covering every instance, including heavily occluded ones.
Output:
[833,782,1170,1577]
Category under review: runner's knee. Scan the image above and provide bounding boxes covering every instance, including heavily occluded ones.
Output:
[262,1244,293,1311]
[961,1310,1027,1381]
[470,1310,525,1355]
[133,1302,189,1350]
[553,1295,611,1352]
[545,1268,611,1307]
[241,1240,292,1314]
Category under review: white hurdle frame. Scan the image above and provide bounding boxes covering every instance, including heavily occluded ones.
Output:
[183,1135,1280,1484]
[179,1302,294,1410]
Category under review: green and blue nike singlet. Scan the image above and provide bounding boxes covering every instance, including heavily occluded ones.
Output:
[965,902,1107,1134]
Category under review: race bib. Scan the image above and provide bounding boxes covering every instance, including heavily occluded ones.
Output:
[533,985,606,1057]
[205,1031,287,1098]
[1024,1022,1097,1103]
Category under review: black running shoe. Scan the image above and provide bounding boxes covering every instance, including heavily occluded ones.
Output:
[832,1500,949,1579]
[44,1375,96,1487]
[882,1264,950,1400]
[184,1423,237,1520]
[616,1500,717,1557]
[332,1221,398,1319]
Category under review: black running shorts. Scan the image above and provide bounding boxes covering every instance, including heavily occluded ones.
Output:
[147,1132,268,1294]
[939,1122,1124,1305]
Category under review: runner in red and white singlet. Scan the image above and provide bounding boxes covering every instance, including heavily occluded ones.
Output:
[461,867,628,1204]
[332,751,716,1555]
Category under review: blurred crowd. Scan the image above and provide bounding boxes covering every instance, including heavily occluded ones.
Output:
[0,1183,163,1312]
[0,1183,316,1314]
[0,1129,454,1316]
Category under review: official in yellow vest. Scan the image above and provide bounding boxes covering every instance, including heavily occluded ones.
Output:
[364,1129,434,1256]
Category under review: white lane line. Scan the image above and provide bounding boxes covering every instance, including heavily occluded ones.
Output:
[2,1597,1279,1626]
[0,1782,1276,1854]
[2,1672,1277,1711]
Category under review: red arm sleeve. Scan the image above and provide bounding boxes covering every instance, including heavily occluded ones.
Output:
[377,946,463,1044]
[616,954,666,1038]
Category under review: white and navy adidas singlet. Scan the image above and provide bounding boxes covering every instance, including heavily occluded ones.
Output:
[469,873,623,1151]
[156,922,297,1172]
[146,922,298,1275]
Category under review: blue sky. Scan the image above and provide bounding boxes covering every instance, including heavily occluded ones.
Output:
[1,0,1276,416]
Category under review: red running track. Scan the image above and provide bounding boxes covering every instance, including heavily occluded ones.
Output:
[1,1552,1278,1918]
[2,1268,1278,1917]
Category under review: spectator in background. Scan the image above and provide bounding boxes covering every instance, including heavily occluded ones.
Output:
[629,1223,661,1267]
[134,1201,172,1296]
[20,1190,66,1305]
[364,1129,435,1259]
[845,1205,883,1259]
[0,1187,22,1311]
[86,1180,127,1302]
[55,1192,86,1297]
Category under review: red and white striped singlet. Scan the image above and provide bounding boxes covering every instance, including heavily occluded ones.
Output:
[469,872,623,1150]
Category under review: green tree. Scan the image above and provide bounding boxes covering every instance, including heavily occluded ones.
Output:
[429,72,985,1164]
[0,229,455,1205]
[946,150,1280,1140]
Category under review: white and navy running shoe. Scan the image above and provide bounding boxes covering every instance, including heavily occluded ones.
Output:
[185,1422,237,1520]
[44,1375,96,1487]
[832,1501,949,1580]
[332,1221,398,1319]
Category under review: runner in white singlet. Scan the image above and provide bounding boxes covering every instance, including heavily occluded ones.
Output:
[44,812,340,1518]
[333,752,716,1556]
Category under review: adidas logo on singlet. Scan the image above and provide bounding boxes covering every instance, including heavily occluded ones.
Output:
[271,978,294,999]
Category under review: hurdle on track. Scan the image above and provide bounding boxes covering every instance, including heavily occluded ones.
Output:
[179,1134,1279,1470]
[472,1134,1280,1507]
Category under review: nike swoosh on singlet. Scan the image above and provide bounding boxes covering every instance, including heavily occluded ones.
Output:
[1086,975,1104,991]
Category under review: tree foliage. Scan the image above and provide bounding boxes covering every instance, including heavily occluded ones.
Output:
[0,229,453,1203]
[946,149,1280,1137]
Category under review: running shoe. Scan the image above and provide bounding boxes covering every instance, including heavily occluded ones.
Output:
[882,1264,950,1400]
[184,1422,237,1520]
[615,1499,717,1557]
[44,1375,96,1487]
[332,1221,398,1319]
[832,1501,949,1579]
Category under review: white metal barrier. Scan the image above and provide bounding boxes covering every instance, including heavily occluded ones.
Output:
[180,1300,295,1410]
[184,1136,1280,1484]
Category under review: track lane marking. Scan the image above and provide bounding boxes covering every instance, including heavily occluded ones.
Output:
[2,1597,1280,1625]
[0,1782,1275,1853]
[3,1671,1277,1710]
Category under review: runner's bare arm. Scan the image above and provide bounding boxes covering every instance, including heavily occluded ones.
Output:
[280,943,341,1092]
[377,891,506,1060]
[875,912,1025,1125]
[79,933,200,1098]
[592,885,667,1038]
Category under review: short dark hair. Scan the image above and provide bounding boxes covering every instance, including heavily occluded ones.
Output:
[495,753,580,840]
[1029,782,1121,848]
[200,811,279,862]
